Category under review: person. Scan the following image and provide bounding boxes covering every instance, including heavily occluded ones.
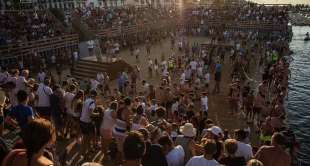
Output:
[158,135,185,166]
[70,90,84,139]
[255,132,291,166]
[175,123,196,163]
[213,61,222,94]
[219,139,246,166]
[247,159,263,166]
[0,89,6,137]
[186,139,220,166]
[100,101,117,156]
[6,69,19,106]
[36,77,53,119]
[5,90,34,135]
[131,105,149,131]
[122,131,145,166]
[88,40,95,56]
[189,59,198,72]
[50,85,65,137]
[142,124,168,166]
[204,70,210,88]
[202,125,224,160]
[113,98,132,156]
[134,47,140,63]
[234,129,253,162]
[15,70,29,92]
[96,72,105,85]
[2,118,56,166]
[200,92,208,117]
[64,84,76,137]
[79,90,97,156]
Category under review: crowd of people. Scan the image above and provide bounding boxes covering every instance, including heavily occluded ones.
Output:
[73,6,178,30]
[0,10,65,46]
[188,3,289,24]
[0,3,300,166]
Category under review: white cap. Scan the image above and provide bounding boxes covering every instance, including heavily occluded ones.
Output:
[207,126,223,137]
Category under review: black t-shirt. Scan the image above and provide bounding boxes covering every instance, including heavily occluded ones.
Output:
[213,141,223,160]
[142,142,168,166]
[219,156,246,166]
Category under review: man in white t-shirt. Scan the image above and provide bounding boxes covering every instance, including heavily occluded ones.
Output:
[180,72,186,85]
[80,90,97,124]
[36,78,53,119]
[80,90,97,155]
[141,80,149,95]
[189,60,198,71]
[15,70,29,92]
[73,51,79,61]
[186,139,220,166]
[197,66,203,78]
[90,79,100,90]
[88,40,95,56]
[201,92,208,117]
[204,71,210,86]
[51,55,56,65]
[158,135,185,166]
[64,85,76,116]
[235,129,253,162]
[96,72,105,85]
[37,69,46,83]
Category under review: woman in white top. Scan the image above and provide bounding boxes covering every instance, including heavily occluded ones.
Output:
[100,102,117,155]
[131,105,148,131]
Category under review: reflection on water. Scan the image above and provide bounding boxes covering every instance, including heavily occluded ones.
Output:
[288,26,310,165]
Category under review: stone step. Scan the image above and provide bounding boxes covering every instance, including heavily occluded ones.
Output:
[77,59,109,67]
[72,59,133,80]
[71,70,96,79]
[73,65,106,74]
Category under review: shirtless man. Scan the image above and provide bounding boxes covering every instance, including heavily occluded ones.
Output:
[255,132,291,166]
[253,92,265,124]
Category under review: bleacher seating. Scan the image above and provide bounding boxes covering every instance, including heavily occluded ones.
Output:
[0,10,79,67]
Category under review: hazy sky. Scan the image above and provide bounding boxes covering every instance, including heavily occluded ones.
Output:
[249,0,310,5]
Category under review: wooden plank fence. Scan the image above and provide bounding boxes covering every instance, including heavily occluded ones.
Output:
[0,34,79,59]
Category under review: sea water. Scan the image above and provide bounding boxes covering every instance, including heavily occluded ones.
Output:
[287,26,310,165]
[249,0,310,5]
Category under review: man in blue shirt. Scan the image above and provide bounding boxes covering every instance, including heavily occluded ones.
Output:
[213,61,222,94]
[117,72,125,93]
[5,90,34,132]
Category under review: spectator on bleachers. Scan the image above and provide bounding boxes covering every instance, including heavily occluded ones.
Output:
[0,10,64,46]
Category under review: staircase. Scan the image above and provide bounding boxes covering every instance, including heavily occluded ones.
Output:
[71,59,133,80]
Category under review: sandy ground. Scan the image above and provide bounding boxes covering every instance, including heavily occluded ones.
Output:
[84,36,249,131]
[50,36,261,165]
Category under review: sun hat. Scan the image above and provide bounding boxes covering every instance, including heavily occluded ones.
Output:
[207,126,223,137]
[81,162,102,166]
[180,123,197,137]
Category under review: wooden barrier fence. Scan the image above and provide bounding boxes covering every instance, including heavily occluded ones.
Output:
[0,34,79,59]
[94,19,288,39]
